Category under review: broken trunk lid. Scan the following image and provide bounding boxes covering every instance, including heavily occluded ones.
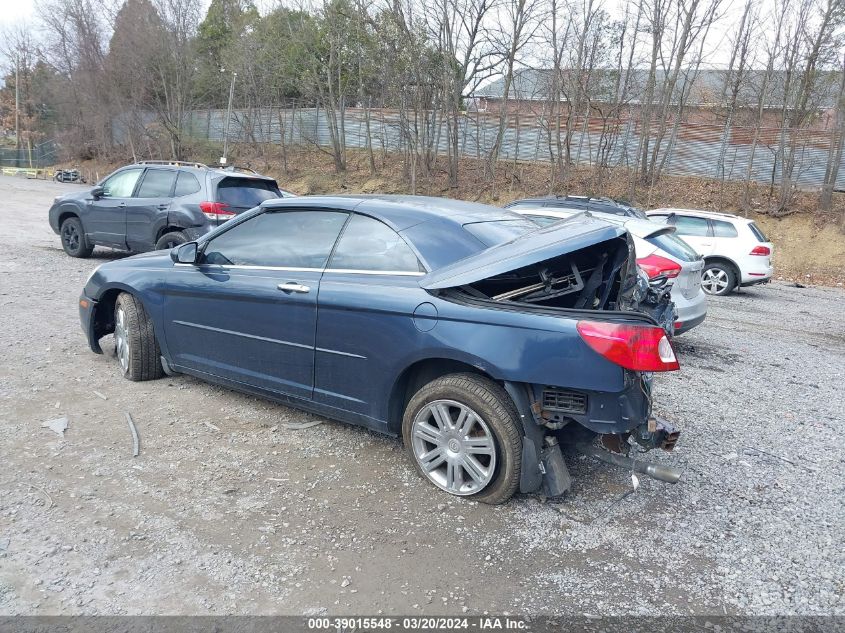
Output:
[419,214,627,290]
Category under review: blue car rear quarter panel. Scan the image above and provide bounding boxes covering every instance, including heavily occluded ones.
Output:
[315,270,627,425]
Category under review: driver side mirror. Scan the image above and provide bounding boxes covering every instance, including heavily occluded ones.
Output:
[91,186,105,200]
[171,241,198,264]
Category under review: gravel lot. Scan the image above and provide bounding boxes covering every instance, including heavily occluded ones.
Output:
[0,174,842,616]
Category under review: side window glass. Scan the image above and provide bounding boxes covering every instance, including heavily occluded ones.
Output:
[102,168,143,198]
[136,169,176,198]
[173,171,201,197]
[712,220,738,237]
[202,210,348,268]
[329,214,422,273]
[673,216,710,237]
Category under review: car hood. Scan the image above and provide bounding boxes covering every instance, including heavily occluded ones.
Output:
[53,187,97,205]
[420,215,626,290]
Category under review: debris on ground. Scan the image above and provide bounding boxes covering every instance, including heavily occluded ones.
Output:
[25,484,53,510]
[125,412,140,457]
[202,420,220,432]
[743,446,796,466]
[41,417,68,437]
[282,420,325,431]
[93,390,108,401]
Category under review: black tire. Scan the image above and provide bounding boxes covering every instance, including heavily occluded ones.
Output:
[59,216,93,258]
[402,373,522,505]
[155,231,188,251]
[701,262,737,296]
[114,292,164,381]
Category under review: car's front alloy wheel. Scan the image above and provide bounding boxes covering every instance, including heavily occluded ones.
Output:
[60,217,93,258]
[113,293,164,381]
[402,373,522,504]
[114,304,130,374]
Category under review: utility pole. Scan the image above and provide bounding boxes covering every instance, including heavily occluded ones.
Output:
[220,71,237,165]
[15,53,21,165]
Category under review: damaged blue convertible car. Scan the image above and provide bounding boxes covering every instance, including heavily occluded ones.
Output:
[78,195,682,503]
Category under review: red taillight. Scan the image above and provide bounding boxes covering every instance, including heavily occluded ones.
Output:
[636,254,682,279]
[199,201,235,222]
[576,321,680,372]
[750,245,770,256]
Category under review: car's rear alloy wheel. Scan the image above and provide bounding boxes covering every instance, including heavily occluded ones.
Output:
[60,217,93,258]
[402,373,522,504]
[701,263,736,296]
[411,400,497,495]
[155,231,187,251]
[114,293,164,381]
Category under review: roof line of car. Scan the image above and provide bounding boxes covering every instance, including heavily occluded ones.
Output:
[651,208,749,221]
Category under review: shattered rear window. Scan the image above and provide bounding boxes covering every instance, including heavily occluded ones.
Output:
[463,219,539,247]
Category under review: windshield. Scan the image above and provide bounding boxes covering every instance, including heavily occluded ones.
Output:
[216,178,281,209]
[647,232,701,262]
[462,219,540,247]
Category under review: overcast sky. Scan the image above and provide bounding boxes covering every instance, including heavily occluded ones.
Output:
[0,0,770,71]
[0,0,36,25]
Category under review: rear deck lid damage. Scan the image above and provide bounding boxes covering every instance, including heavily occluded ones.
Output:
[420,215,626,291]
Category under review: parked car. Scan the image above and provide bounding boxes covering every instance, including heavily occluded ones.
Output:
[505,195,649,220]
[78,196,681,503]
[49,160,293,257]
[510,205,707,334]
[647,208,774,296]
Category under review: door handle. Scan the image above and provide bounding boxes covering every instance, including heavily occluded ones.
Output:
[157,204,169,210]
[277,282,310,294]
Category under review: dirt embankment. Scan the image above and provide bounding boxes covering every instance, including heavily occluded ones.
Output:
[59,145,845,287]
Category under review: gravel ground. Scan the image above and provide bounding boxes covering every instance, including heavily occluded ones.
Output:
[0,174,842,616]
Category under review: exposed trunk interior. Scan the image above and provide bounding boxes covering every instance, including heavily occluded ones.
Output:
[455,234,636,311]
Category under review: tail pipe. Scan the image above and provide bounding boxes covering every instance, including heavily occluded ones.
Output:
[578,444,682,484]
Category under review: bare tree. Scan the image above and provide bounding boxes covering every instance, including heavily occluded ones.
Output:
[484,0,542,181]
[638,0,723,185]
[820,51,845,213]
[433,0,500,188]
[147,0,203,159]
[37,0,112,157]
[774,0,843,214]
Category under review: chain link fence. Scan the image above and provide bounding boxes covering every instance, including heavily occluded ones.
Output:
[0,140,59,170]
[127,107,845,190]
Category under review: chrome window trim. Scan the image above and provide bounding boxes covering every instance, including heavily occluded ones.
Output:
[174,263,424,276]
[174,263,323,272]
[324,268,425,277]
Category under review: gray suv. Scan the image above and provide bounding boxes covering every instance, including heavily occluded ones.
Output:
[49,160,290,257]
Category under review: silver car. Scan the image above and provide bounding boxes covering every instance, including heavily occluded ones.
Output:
[512,207,707,334]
